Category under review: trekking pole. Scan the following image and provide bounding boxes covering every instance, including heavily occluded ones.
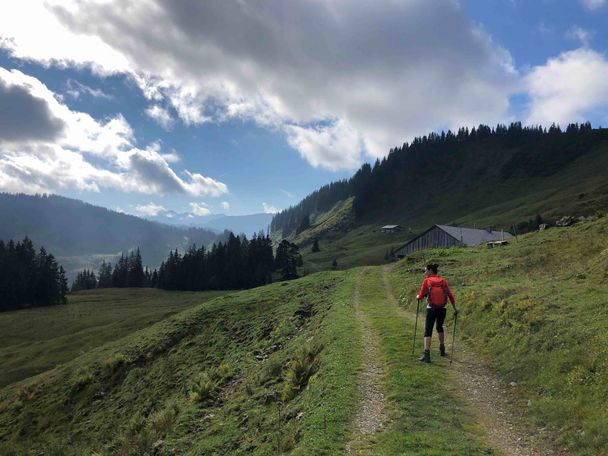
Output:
[450,312,457,365]
[412,299,421,354]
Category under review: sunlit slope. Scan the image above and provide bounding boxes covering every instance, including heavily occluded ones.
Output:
[388,215,608,455]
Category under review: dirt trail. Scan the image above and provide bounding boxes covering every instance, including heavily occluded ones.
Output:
[382,265,565,456]
[345,269,388,454]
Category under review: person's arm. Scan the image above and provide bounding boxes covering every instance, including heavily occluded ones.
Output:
[416,278,428,300]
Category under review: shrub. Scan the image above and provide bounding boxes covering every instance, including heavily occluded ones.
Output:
[189,372,219,404]
[69,369,94,395]
[282,342,323,400]
[212,362,233,382]
[257,358,284,386]
[149,401,180,437]
[101,353,127,377]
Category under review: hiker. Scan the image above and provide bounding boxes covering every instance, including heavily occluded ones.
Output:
[416,263,457,363]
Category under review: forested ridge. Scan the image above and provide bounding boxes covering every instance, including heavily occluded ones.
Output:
[271,122,608,235]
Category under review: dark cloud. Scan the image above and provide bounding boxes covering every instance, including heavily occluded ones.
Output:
[129,150,187,194]
[128,149,228,196]
[0,78,65,142]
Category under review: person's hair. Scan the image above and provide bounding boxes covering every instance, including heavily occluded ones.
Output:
[426,263,439,274]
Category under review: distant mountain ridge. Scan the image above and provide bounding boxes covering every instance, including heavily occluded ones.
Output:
[144,212,273,236]
[0,193,222,277]
[200,213,273,235]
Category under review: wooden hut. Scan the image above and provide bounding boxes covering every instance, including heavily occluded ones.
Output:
[381,224,401,234]
[392,225,512,258]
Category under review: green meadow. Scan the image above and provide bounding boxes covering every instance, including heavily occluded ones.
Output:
[1,216,607,454]
[0,289,229,388]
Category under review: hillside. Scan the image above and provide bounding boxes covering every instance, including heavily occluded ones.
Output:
[273,124,608,270]
[1,217,607,454]
[0,193,221,277]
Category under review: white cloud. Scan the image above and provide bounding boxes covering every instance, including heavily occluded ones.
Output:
[161,151,180,163]
[0,1,131,74]
[221,201,230,210]
[65,79,113,100]
[0,0,518,170]
[189,202,211,216]
[524,48,608,126]
[280,189,294,198]
[134,202,167,216]
[285,120,363,171]
[566,26,594,47]
[262,202,279,214]
[145,105,174,129]
[580,0,606,10]
[0,67,228,197]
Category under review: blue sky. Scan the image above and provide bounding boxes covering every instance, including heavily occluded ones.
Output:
[0,1,607,218]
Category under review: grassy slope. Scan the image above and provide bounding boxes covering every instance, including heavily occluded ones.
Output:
[0,267,496,456]
[0,273,362,455]
[387,215,608,455]
[0,289,228,388]
[293,197,355,246]
[297,199,412,274]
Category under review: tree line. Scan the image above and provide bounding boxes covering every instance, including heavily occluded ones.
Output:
[270,122,603,234]
[71,249,151,291]
[72,233,302,292]
[0,237,68,311]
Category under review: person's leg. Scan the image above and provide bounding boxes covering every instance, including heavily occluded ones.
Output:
[420,308,436,362]
[424,336,432,350]
[435,308,447,355]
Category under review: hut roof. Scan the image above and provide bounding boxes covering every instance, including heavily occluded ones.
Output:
[393,224,514,256]
[436,225,512,246]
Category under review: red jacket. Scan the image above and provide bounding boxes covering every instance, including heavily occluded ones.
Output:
[417,274,455,306]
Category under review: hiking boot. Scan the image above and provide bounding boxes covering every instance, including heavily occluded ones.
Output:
[419,350,430,363]
[439,344,446,357]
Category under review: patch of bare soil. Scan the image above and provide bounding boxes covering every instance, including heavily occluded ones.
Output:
[345,269,388,454]
[382,265,567,456]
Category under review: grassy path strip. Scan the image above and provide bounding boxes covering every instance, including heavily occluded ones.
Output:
[382,265,563,456]
[357,266,492,455]
[345,268,388,454]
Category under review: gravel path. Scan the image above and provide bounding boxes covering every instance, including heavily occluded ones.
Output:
[345,269,388,454]
[382,265,567,456]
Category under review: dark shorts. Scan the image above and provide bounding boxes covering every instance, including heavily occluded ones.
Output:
[424,306,447,337]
